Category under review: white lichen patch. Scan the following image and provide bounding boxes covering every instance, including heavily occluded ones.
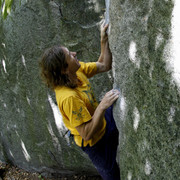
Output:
[2,59,7,73]
[127,171,132,180]
[107,23,111,35]
[155,33,164,50]
[36,141,46,147]
[119,95,127,121]
[129,41,137,62]
[9,150,14,158]
[12,84,19,95]
[142,0,154,31]
[15,131,20,137]
[47,123,62,152]
[2,43,6,48]
[143,15,149,31]
[88,0,100,13]
[112,57,116,79]
[133,107,140,132]
[167,106,175,122]
[26,96,31,105]
[148,0,154,14]
[21,140,31,162]
[145,159,152,175]
[129,41,140,68]
[48,94,67,136]
[143,139,150,150]
[139,139,150,153]
[172,0,180,86]
[149,63,154,79]
[21,55,27,68]
[164,0,180,89]
[105,0,110,24]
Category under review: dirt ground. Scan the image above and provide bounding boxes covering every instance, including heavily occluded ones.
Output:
[0,162,102,180]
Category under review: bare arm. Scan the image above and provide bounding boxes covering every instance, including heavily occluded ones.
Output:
[96,23,112,73]
[75,89,119,141]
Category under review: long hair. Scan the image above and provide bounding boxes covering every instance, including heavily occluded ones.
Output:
[39,46,77,89]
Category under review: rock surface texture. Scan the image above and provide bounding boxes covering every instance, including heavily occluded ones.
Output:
[109,0,180,179]
[0,0,112,178]
[1,0,180,179]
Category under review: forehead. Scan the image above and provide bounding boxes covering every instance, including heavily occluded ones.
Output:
[62,47,69,54]
[62,47,70,61]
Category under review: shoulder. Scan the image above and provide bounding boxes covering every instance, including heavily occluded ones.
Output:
[96,62,111,73]
[55,87,79,103]
[78,61,97,78]
[78,61,97,69]
[78,61,86,72]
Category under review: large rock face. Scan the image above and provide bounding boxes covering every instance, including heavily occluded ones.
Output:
[0,0,112,177]
[1,0,179,179]
[109,0,180,179]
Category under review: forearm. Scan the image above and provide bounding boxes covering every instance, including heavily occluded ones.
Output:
[97,23,112,71]
[98,39,112,72]
[101,39,112,67]
[83,103,106,141]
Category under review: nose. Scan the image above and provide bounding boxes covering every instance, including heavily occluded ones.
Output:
[71,52,77,57]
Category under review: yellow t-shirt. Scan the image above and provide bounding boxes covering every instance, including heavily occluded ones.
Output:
[55,61,106,147]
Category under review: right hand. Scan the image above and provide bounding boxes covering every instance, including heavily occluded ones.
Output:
[99,89,120,111]
[100,21,108,42]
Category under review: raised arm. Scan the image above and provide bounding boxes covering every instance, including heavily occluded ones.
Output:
[96,23,112,73]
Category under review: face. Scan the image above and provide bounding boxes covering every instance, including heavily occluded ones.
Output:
[62,47,81,74]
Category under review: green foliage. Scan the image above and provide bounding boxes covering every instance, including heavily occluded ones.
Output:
[0,0,13,19]
[38,175,44,180]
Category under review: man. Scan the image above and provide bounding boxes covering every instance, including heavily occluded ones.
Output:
[39,23,120,180]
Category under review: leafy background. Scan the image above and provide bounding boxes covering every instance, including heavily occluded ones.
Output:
[0,0,13,19]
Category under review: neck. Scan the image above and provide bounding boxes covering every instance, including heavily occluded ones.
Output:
[68,72,78,83]
[68,72,82,87]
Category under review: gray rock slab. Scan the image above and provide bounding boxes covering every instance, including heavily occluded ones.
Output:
[0,0,112,177]
[109,0,180,179]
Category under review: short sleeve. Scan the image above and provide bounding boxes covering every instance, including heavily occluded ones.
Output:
[79,62,97,78]
[62,96,92,127]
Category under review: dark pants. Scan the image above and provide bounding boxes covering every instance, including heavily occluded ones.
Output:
[81,106,120,180]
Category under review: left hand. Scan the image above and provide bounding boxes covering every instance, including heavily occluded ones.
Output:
[99,89,120,111]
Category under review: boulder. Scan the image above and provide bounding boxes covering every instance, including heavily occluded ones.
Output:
[0,0,112,177]
[109,0,180,179]
[1,0,179,179]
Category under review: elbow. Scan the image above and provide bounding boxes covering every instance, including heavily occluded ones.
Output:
[104,64,112,72]
[107,64,112,71]
[77,122,93,141]
[83,134,92,141]
[82,129,94,141]
[83,137,90,141]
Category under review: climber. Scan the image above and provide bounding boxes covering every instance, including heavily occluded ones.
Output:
[39,22,121,180]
